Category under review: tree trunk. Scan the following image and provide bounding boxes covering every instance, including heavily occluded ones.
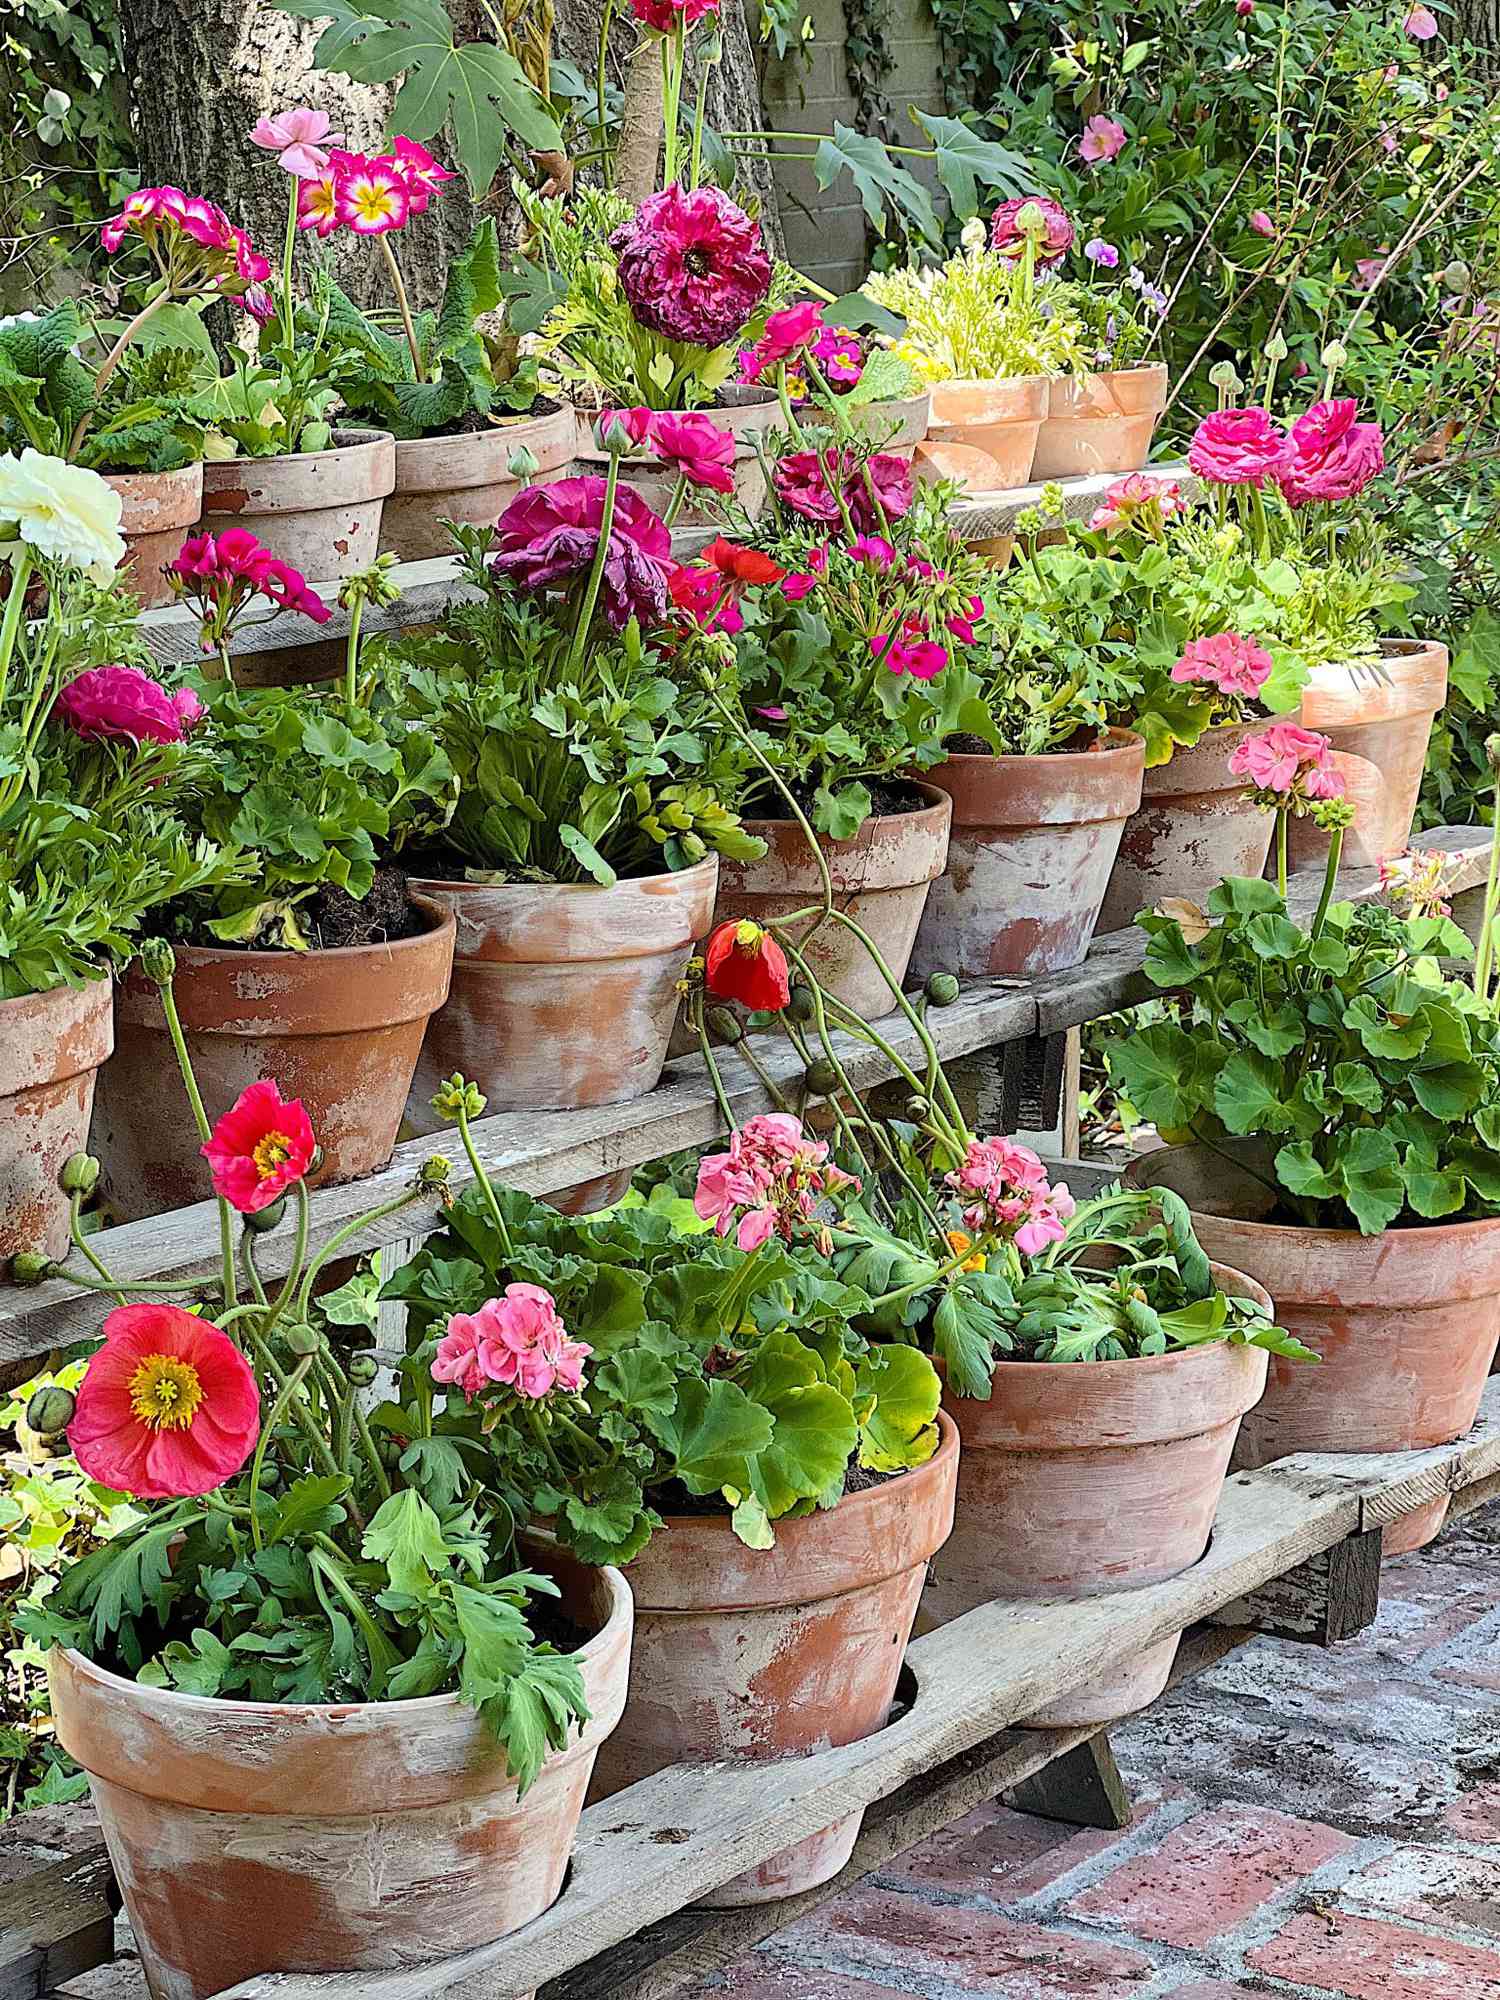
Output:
[1455,0,1500,78]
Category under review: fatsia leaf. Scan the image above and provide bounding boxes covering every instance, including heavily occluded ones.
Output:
[813,123,941,242]
[908,109,1033,213]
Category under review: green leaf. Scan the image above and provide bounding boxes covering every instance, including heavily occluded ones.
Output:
[908,109,1033,213]
[653,1378,774,1497]
[743,1333,857,1516]
[854,1343,941,1471]
[1105,1024,1205,1127]
[1214,1050,1296,1135]
[1344,993,1431,1060]
[558,823,617,886]
[361,1488,448,1598]
[1206,876,1283,916]
[1335,1128,1406,1235]
[813,122,941,242]
[1410,1062,1486,1121]
[268,1474,352,1545]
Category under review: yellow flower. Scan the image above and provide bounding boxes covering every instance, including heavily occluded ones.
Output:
[0,449,124,582]
[946,1229,987,1273]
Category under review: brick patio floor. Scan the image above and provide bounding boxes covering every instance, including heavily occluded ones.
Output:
[685,1502,1500,2000]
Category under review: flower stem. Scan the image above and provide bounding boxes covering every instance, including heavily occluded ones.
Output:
[294,1185,426,1326]
[1310,825,1344,941]
[70,289,173,459]
[380,235,425,383]
[1476,805,1500,1001]
[280,175,298,348]
[1276,806,1289,898]
[344,595,364,711]
[0,547,34,713]
[596,0,617,185]
[455,1101,514,1258]
[566,447,622,675]
[248,1354,313,1552]
[156,969,238,1308]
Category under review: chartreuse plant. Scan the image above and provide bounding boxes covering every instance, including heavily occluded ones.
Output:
[17,980,587,1794]
[383,1078,943,1558]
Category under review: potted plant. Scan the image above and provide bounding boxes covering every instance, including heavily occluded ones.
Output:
[1031,242,1171,480]
[383,453,762,1145]
[0,450,233,1264]
[384,1075,954,1904]
[863,201,1090,491]
[20,1042,630,1996]
[1107,764,1500,1554]
[93,548,457,1218]
[736,302,932,461]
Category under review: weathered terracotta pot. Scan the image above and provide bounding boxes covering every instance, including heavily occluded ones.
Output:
[1097,722,1274,934]
[1127,1144,1500,1554]
[574,447,767,522]
[198,426,395,581]
[923,1283,1269,1725]
[105,463,203,607]
[385,404,576,560]
[911,734,1144,980]
[715,787,952,1021]
[94,899,455,1219]
[842,388,932,460]
[0,979,114,1267]
[1031,364,1170,482]
[922,376,1049,490]
[1288,638,1449,873]
[406,857,718,1124]
[573,384,781,459]
[589,1412,959,1905]
[50,1546,631,2000]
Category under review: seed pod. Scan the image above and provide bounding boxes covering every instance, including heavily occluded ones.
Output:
[803,1058,840,1096]
[925,971,961,1006]
[59,1152,100,1196]
[705,1005,743,1045]
[25,1386,76,1436]
[10,1252,55,1286]
[244,1194,286,1233]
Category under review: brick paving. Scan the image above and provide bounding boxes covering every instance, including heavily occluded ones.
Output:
[687,1502,1500,2000]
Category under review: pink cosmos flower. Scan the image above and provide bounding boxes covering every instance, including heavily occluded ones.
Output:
[1188,407,1294,488]
[632,0,720,30]
[1079,115,1127,164]
[989,196,1075,268]
[434,1286,591,1402]
[1170,632,1275,700]
[1404,4,1439,35]
[55,664,194,747]
[1229,722,1345,803]
[944,1137,1075,1256]
[650,410,737,493]
[669,562,743,634]
[1278,398,1385,506]
[611,185,772,348]
[391,135,456,214]
[491,476,673,629]
[248,107,345,181]
[332,150,411,235]
[694,1113,859,1252]
[1249,210,1276,238]
[1087,472,1185,536]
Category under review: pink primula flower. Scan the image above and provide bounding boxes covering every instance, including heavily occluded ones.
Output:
[249,106,345,180]
[332,151,411,235]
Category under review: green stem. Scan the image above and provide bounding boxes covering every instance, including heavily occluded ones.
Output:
[156,971,238,1308]
[596,0,617,184]
[693,995,739,1132]
[566,449,622,675]
[455,1101,514,1256]
[262,1178,310,1342]
[295,1185,425,1326]
[775,360,806,447]
[344,596,364,711]
[0,547,35,713]
[661,20,685,186]
[662,470,691,528]
[1276,807,1289,898]
[380,235,425,383]
[1475,805,1500,1000]
[869,1233,998,1313]
[1310,825,1344,940]
[68,1194,127,1303]
[688,33,714,190]
[70,289,173,458]
[248,1355,314,1552]
[280,174,298,348]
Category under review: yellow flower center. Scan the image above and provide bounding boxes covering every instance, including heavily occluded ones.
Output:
[252,1129,293,1178]
[734,920,765,956]
[350,181,397,224]
[129,1354,204,1432]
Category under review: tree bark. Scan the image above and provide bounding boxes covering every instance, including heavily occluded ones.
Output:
[1455,0,1500,79]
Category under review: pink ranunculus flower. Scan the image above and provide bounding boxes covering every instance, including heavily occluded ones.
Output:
[1170,632,1275,701]
[757,301,825,365]
[1079,115,1127,164]
[1229,722,1345,803]
[598,406,655,451]
[491,476,674,629]
[772,448,912,531]
[249,106,345,180]
[1248,209,1276,238]
[611,184,772,348]
[1404,4,1439,36]
[54,665,190,747]
[632,0,720,30]
[650,410,737,493]
[989,195,1075,267]
[1188,407,1294,488]
[1278,397,1385,506]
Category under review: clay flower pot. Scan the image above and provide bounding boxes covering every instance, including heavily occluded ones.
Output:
[912,734,1144,980]
[94,897,455,1220]
[0,979,114,1266]
[589,1411,959,1904]
[574,448,767,523]
[1288,637,1449,873]
[921,376,1049,490]
[714,786,952,1021]
[1127,1143,1500,1554]
[573,384,782,459]
[49,1547,631,2000]
[406,857,719,1123]
[199,426,395,581]
[1030,363,1170,482]
[842,387,932,461]
[1097,722,1274,934]
[104,463,203,608]
[384,404,577,561]
[923,1276,1270,1725]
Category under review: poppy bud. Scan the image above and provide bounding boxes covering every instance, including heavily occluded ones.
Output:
[803,1058,840,1096]
[706,1005,743,1045]
[138,937,178,987]
[26,1386,76,1436]
[905,1095,931,1120]
[10,1251,55,1285]
[507,443,541,480]
[786,983,818,1025]
[347,1354,379,1387]
[1486,734,1500,776]
[284,1323,321,1356]
[244,1194,286,1233]
[925,972,961,1006]
[59,1152,100,1196]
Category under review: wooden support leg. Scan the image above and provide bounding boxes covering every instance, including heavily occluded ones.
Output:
[1210,1526,1383,1645]
[1005,1733,1133,1831]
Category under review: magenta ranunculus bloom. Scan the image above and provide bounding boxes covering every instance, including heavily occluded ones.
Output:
[55,664,190,746]
[491,476,674,630]
[758,301,824,365]
[598,406,655,451]
[1187,407,1294,488]
[632,0,719,30]
[650,410,737,492]
[773,449,913,531]
[1079,115,1127,165]
[1278,398,1386,507]
[1170,632,1275,700]
[611,184,772,348]
[989,196,1075,268]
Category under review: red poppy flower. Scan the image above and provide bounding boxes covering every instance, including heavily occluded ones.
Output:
[201,1079,316,1213]
[68,1303,261,1498]
[702,539,787,586]
[704,919,792,1011]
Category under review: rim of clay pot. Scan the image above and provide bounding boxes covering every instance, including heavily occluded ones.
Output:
[0,975,114,1098]
[1138,719,1265,801]
[50,1553,632,1813]
[115,893,456,1034]
[1126,1142,1500,1307]
[731,780,953,878]
[621,1408,959,1614]
[1046,362,1170,417]
[929,729,1145,829]
[929,375,1051,423]
[410,852,720,965]
[392,403,577,488]
[1298,636,1449,729]
[200,425,396,503]
[101,461,204,521]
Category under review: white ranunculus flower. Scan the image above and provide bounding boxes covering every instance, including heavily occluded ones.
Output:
[0,449,126,582]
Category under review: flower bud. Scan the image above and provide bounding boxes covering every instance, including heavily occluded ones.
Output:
[1014,200,1046,237]
[59,1151,100,1197]
[137,937,179,987]
[347,1353,379,1387]
[959,216,987,253]
[1264,332,1288,362]
[244,1193,286,1233]
[1485,734,1500,776]
[905,1094,931,1120]
[431,1073,487,1121]
[1443,260,1471,293]
[785,984,818,1025]
[10,1251,56,1285]
[506,443,540,480]
[706,1005,743,1045]
[25,1386,76,1436]
[284,1322,321,1356]
[1320,339,1348,370]
[803,1058,840,1096]
[925,971,961,1006]
[1207,359,1243,393]
[596,416,638,457]
[418,1155,452,1189]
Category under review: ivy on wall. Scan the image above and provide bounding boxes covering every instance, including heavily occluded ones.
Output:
[839,0,896,141]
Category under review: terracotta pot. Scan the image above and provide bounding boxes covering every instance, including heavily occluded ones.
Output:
[1030,364,1170,482]
[573,384,782,458]
[385,404,577,560]
[574,448,767,523]
[198,426,395,581]
[0,979,114,1267]
[1288,638,1449,873]
[104,463,203,608]
[1097,723,1274,934]
[911,734,1144,980]
[922,376,1049,490]
[715,787,952,1021]
[589,1411,959,1905]
[94,898,455,1220]
[923,1286,1269,1725]
[50,1545,631,2000]
[842,388,932,460]
[406,857,718,1124]
[1126,1143,1500,1554]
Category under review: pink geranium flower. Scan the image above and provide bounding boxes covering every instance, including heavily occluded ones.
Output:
[694,1113,859,1253]
[781,548,827,600]
[1278,398,1385,506]
[611,185,772,348]
[1354,254,1391,290]
[1188,407,1294,488]
[1087,472,1185,536]
[1229,722,1345,803]
[1079,115,1127,164]
[55,664,195,747]
[876,633,947,680]
[248,106,344,181]
[944,1138,1075,1256]
[166,529,332,641]
[1171,632,1274,700]
[434,1285,591,1401]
